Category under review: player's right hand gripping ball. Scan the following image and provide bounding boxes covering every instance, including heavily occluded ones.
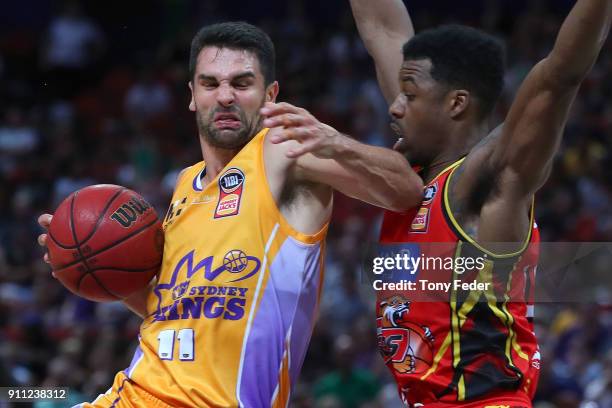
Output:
[46,184,164,302]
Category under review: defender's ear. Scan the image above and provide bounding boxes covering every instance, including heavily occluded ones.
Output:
[448,89,470,119]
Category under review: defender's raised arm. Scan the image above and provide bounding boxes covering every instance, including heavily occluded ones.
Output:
[493,0,612,195]
[350,0,414,104]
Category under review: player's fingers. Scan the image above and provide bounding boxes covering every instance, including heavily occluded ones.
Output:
[262,113,305,129]
[38,214,53,229]
[269,127,309,144]
[286,141,317,158]
[43,252,50,265]
[38,233,48,247]
[260,101,299,116]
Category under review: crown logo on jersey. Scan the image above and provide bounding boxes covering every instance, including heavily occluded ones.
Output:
[214,168,245,219]
[152,249,261,322]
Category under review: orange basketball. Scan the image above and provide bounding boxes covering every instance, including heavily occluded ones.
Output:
[46,184,163,302]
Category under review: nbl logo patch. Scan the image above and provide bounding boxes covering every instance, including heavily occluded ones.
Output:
[422,182,438,204]
[215,168,245,219]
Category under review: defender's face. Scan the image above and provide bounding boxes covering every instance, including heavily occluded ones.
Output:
[189,46,278,149]
[389,59,448,167]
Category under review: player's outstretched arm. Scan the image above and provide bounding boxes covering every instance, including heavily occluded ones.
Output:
[492,0,611,196]
[261,102,423,212]
[350,0,414,104]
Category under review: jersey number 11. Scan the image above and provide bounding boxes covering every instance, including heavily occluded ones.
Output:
[157,329,195,361]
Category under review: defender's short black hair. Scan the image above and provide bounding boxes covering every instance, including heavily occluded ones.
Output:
[402,25,505,119]
[189,21,276,86]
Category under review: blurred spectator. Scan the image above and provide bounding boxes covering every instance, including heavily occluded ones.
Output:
[314,334,380,407]
[40,1,106,99]
[124,68,173,124]
[41,2,105,71]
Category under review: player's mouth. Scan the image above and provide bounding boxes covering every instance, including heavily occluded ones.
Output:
[214,113,242,130]
[390,122,408,152]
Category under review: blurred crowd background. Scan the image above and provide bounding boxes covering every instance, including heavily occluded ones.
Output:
[0,0,611,407]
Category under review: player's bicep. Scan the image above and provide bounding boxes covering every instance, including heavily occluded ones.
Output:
[493,59,579,194]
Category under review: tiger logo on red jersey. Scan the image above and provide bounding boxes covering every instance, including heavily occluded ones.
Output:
[377,295,435,374]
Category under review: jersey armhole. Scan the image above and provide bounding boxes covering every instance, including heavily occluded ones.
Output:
[258,131,329,245]
[441,162,535,259]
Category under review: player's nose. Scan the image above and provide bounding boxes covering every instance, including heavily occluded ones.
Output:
[389,95,404,119]
[216,83,235,107]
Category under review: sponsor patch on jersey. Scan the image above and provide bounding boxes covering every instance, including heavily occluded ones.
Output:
[214,168,245,218]
[410,207,430,232]
[422,182,438,205]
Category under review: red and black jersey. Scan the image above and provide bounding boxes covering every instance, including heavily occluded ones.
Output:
[378,159,540,408]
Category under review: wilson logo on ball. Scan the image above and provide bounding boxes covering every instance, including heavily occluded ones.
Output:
[110,196,152,228]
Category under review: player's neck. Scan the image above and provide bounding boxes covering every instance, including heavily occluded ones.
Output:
[423,123,488,184]
[199,140,240,184]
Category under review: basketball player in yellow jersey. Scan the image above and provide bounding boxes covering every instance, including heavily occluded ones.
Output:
[37,22,424,407]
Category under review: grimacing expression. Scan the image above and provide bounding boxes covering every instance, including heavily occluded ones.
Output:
[389,59,449,167]
[189,47,277,149]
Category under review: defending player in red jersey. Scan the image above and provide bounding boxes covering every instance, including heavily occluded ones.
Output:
[351,0,611,406]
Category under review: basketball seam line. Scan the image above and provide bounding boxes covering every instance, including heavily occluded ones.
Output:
[69,192,127,300]
[73,226,159,299]
[48,187,126,249]
[77,187,127,247]
[73,219,159,299]
[57,216,160,271]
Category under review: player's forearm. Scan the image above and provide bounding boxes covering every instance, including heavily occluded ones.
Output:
[350,0,414,54]
[547,0,611,85]
[350,0,414,103]
[121,279,155,319]
[333,135,423,211]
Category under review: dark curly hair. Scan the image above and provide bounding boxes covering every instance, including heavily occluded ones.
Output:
[403,25,505,119]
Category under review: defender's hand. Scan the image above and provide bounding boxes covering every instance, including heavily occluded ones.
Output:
[37,213,55,276]
[261,102,343,159]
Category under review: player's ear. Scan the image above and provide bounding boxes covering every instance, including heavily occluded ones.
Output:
[265,81,279,103]
[448,89,470,119]
[188,81,196,112]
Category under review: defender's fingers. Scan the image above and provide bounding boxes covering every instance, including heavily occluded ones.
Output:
[260,101,300,116]
[286,141,317,158]
[269,128,311,144]
[262,113,306,129]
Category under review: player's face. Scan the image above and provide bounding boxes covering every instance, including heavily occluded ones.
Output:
[389,59,450,167]
[189,47,278,149]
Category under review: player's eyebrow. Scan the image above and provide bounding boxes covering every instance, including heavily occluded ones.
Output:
[399,74,417,85]
[197,74,218,82]
[196,72,256,82]
[230,72,256,81]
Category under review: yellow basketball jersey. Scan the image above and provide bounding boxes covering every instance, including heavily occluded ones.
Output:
[125,129,328,407]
